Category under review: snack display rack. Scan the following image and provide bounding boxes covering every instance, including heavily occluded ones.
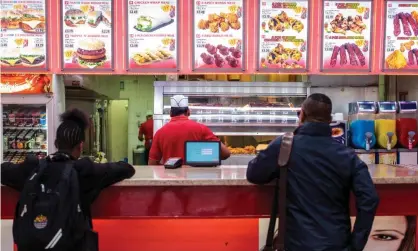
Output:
[1,94,55,163]
[153,81,309,164]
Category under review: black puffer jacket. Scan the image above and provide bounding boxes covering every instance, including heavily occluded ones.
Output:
[247,122,379,251]
[1,152,135,251]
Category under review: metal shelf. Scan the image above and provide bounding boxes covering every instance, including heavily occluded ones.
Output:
[4,126,47,130]
[214,132,285,136]
[4,149,47,153]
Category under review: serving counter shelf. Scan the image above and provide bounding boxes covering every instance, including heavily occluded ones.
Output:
[153,81,308,164]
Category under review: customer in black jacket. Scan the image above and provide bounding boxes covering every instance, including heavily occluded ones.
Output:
[247,93,379,251]
[1,109,135,251]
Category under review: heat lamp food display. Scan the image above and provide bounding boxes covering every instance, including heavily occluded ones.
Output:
[258,0,308,70]
[322,1,372,71]
[383,2,418,71]
[0,2,47,69]
[127,2,178,70]
[193,0,244,70]
[62,0,113,70]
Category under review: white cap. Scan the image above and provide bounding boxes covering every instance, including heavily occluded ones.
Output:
[146,110,153,116]
[170,95,188,108]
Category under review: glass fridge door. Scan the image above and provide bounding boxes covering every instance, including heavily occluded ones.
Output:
[2,104,49,163]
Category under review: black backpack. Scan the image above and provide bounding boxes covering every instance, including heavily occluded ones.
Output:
[13,158,89,250]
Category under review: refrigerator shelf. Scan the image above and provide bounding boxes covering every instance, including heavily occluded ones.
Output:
[4,149,48,153]
[4,126,47,130]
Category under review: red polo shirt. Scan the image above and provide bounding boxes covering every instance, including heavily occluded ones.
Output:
[149,116,219,164]
[139,119,154,149]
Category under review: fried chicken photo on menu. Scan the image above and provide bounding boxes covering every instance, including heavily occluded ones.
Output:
[64,9,86,27]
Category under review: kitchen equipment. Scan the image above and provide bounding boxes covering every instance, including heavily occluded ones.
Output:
[348,101,377,164]
[375,101,398,164]
[397,101,418,164]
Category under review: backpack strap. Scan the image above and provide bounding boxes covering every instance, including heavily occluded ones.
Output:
[276,133,293,250]
[263,133,294,251]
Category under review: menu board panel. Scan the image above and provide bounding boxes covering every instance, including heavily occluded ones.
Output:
[321,1,372,71]
[126,0,178,71]
[192,0,245,71]
[61,0,113,70]
[0,1,47,70]
[0,74,52,94]
[383,1,418,71]
[258,0,309,72]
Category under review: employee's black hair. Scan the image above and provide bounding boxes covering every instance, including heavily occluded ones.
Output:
[55,108,89,151]
[170,107,189,117]
[301,93,333,123]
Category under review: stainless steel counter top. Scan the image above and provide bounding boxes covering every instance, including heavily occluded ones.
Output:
[115,164,418,186]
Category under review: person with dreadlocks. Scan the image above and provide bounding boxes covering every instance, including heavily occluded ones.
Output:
[247,93,379,251]
[1,108,135,251]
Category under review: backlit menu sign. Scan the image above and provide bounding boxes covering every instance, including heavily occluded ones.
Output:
[258,0,309,72]
[126,0,178,72]
[321,1,373,72]
[192,0,245,72]
[61,0,113,71]
[0,0,47,71]
[383,1,418,71]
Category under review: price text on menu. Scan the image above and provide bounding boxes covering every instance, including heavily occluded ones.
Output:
[258,0,309,71]
[62,0,113,70]
[322,1,372,71]
[0,0,47,70]
[193,0,244,70]
[127,1,177,70]
[384,1,418,71]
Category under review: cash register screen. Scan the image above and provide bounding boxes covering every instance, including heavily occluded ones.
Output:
[185,141,221,166]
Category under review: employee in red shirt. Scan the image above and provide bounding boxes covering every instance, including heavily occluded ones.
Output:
[138,110,154,165]
[149,95,231,165]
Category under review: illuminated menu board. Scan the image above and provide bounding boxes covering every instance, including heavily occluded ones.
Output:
[321,1,372,72]
[126,0,178,71]
[192,0,245,71]
[383,1,418,71]
[61,0,113,70]
[0,0,47,70]
[258,0,309,72]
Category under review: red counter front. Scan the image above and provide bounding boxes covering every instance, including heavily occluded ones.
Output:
[2,165,418,251]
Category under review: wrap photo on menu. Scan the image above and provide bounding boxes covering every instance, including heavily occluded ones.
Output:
[258,0,309,71]
[193,1,244,70]
[322,1,372,71]
[62,1,112,70]
[127,3,177,70]
[0,2,46,69]
[384,1,418,71]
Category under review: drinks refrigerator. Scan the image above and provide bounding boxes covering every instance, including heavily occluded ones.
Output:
[1,77,56,164]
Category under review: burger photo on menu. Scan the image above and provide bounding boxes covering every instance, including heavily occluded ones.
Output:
[20,48,45,67]
[76,38,107,69]
[3,10,21,29]
[64,9,87,27]
[0,49,22,67]
[20,9,45,33]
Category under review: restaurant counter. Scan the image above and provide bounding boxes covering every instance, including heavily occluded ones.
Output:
[2,164,418,250]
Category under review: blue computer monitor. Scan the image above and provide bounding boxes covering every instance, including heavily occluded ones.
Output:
[184,141,221,167]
